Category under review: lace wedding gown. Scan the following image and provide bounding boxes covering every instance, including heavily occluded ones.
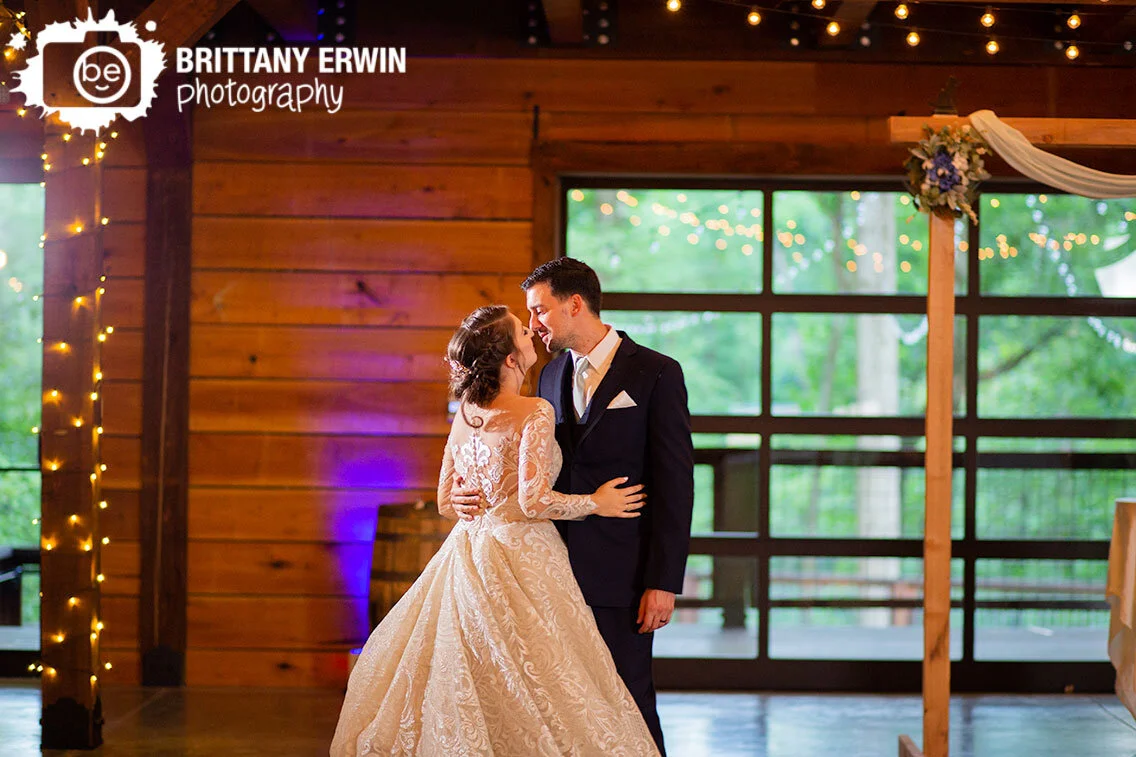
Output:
[331,399,660,757]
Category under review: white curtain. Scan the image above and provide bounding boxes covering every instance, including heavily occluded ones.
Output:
[968,110,1136,199]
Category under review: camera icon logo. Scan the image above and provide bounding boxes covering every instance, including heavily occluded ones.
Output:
[12,10,165,133]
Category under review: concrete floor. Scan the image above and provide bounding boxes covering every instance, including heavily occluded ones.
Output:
[2,681,1135,756]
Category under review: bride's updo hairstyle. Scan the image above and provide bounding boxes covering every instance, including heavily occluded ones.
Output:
[446,305,517,408]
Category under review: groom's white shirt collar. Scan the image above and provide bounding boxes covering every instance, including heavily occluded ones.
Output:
[568,324,621,379]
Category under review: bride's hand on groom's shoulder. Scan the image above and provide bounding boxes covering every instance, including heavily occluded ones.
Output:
[451,476,486,521]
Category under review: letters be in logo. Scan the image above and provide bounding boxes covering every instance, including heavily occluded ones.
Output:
[43,31,141,107]
[12,11,165,133]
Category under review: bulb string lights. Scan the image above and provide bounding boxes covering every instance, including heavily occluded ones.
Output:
[667,0,1130,59]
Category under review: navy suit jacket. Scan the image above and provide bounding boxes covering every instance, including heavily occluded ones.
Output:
[538,332,695,608]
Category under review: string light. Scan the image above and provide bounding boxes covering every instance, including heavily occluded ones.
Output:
[981,10,995,27]
[1066,43,1080,59]
[666,0,681,11]
[895,3,909,19]
[986,39,1000,54]
[826,20,841,35]
[811,0,826,8]
[747,7,761,24]
[906,30,921,46]
[1067,13,1081,28]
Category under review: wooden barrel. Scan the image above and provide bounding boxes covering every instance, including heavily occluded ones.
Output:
[368,501,454,628]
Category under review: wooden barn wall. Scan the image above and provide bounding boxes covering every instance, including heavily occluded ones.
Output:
[95,123,148,686]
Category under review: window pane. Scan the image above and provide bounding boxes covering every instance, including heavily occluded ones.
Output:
[974,559,1108,661]
[770,437,964,538]
[976,440,1135,540]
[772,190,965,295]
[657,554,758,659]
[978,193,1135,297]
[770,557,962,659]
[978,316,1136,418]
[0,184,44,636]
[773,313,966,416]
[693,434,760,536]
[608,311,761,415]
[567,188,763,293]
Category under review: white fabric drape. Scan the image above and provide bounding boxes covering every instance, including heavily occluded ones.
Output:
[968,110,1136,199]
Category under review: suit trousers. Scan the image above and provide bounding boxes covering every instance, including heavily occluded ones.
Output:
[590,606,666,756]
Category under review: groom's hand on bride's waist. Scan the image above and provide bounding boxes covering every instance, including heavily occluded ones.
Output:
[451,476,486,521]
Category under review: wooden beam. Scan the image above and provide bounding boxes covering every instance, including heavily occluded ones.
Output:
[818,1,876,48]
[135,0,242,50]
[541,0,584,45]
[138,70,192,687]
[899,734,925,757]
[245,0,319,42]
[26,0,108,744]
[889,115,1136,147]
[923,212,955,757]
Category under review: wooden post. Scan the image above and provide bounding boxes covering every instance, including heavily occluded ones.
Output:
[923,211,955,757]
[138,71,193,686]
[40,126,106,750]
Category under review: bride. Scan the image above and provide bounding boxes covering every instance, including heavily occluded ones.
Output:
[331,305,661,756]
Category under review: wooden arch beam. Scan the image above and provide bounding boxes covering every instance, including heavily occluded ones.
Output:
[542,0,584,45]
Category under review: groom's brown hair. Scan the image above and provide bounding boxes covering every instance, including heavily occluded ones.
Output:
[521,257,602,317]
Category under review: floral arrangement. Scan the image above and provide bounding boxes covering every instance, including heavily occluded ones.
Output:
[904,123,990,223]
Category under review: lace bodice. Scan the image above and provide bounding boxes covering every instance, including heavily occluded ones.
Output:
[437,399,596,522]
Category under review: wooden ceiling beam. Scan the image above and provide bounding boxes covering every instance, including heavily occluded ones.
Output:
[135,0,242,50]
[819,1,876,47]
[541,0,584,45]
[245,0,319,42]
[889,115,1136,147]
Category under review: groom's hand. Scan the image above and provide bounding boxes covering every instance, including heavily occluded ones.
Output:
[451,476,486,521]
[637,589,675,634]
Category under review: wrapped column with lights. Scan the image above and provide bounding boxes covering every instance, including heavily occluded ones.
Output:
[38,123,107,748]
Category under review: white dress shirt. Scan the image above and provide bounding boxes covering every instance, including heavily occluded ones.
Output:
[569,326,622,420]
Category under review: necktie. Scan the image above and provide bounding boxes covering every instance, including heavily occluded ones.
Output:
[573,357,592,420]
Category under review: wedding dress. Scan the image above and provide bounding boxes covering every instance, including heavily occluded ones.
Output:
[331,399,660,757]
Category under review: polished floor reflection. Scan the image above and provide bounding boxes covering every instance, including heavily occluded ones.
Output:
[1,681,1134,756]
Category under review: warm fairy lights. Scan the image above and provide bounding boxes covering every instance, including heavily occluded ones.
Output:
[21,149,115,687]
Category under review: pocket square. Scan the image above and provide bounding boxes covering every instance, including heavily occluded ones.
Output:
[607,390,637,410]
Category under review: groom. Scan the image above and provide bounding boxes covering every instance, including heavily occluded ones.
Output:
[456,257,694,754]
